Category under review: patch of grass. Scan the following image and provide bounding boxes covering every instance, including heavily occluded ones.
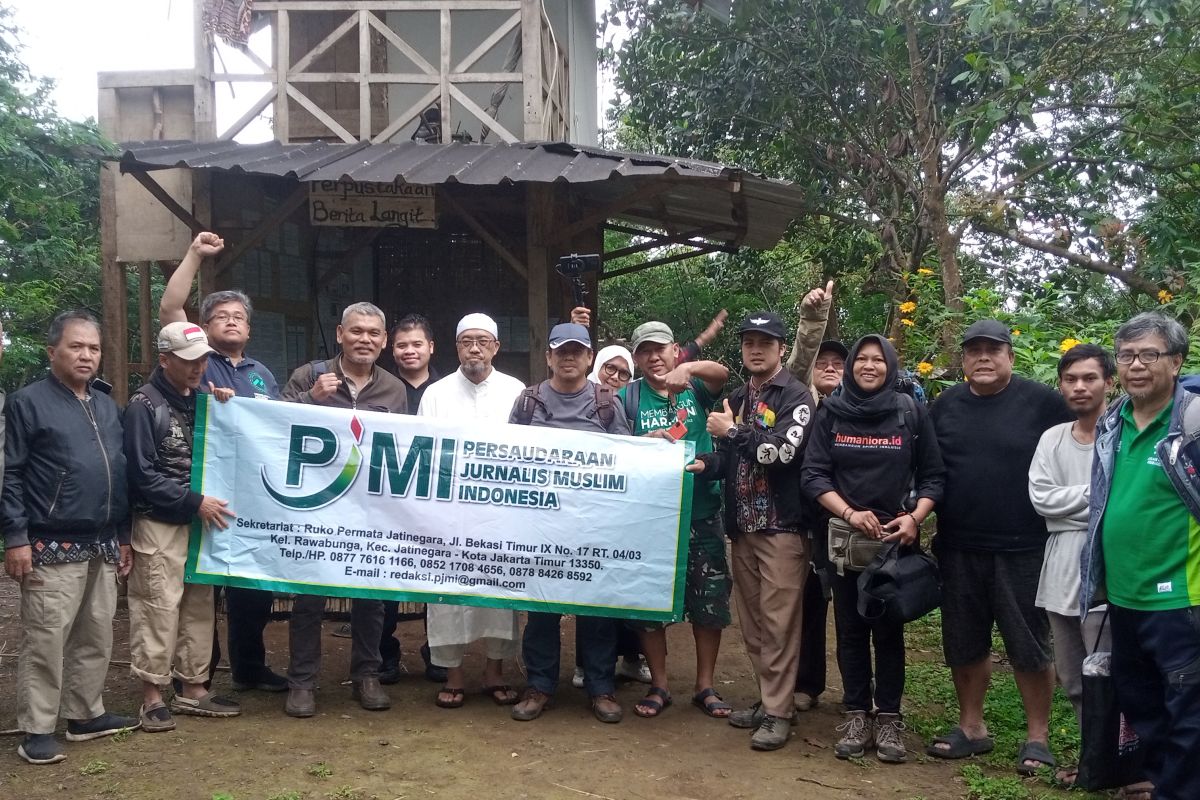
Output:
[960,765,1031,800]
[266,792,303,800]
[307,762,333,779]
[110,727,134,743]
[211,794,236,800]
[325,787,363,800]
[80,760,110,776]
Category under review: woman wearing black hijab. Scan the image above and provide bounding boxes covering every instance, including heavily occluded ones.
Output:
[801,335,946,764]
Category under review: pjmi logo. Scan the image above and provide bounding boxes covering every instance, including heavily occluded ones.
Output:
[261,416,456,510]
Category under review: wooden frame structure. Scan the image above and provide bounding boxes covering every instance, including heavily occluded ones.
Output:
[208,0,568,143]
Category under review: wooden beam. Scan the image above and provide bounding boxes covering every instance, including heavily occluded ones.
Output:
[257,1,521,10]
[521,0,542,140]
[218,87,278,141]
[359,10,371,141]
[291,12,360,74]
[285,84,358,143]
[453,11,521,73]
[138,262,153,367]
[275,9,290,142]
[213,184,309,277]
[99,161,129,403]
[599,244,724,280]
[448,84,518,143]
[97,69,196,89]
[526,183,556,381]
[439,9,452,144]
[128,171,205,234]
[439,190,527,280]
[371,85,440,143]
[551,179,678,244]
[367,12,437,75]
[603,226,725,261]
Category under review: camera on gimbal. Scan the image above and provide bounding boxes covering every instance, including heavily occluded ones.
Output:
[555,253,602,307]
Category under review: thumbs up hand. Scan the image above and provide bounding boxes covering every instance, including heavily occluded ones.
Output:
[706,398,737,438]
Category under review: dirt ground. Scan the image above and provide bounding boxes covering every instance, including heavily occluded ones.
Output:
[0,580,1026,800]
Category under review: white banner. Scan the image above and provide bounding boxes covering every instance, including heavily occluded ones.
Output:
[186,395,694,620]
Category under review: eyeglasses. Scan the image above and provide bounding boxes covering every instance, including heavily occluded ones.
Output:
[209,312,247,324]
[602,363,632,381]
[814,358,844,371]
[456,337,496,350]
[1116,350,1170,365]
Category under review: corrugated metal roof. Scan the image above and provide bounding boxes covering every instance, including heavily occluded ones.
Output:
[116,139,807,249]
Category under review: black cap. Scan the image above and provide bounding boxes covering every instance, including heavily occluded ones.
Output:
[816,339,848,360]
[961,319,1012,346]
[737,311,787,340]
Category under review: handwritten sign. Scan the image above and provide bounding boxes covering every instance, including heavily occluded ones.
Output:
[309,180,437,228]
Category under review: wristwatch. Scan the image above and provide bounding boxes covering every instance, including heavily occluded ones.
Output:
[725,425,738,439]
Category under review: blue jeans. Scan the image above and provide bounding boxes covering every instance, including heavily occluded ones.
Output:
[523,612,617,697]
[1110,604,1200,800]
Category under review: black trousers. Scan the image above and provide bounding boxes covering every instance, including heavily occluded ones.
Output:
[830,569,905,714]
[226,587,276,682]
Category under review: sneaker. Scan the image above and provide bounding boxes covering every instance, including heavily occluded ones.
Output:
[874,713,908,763]
[834,711,874,759]
[793,691,818,712]
[17,733,66,765]
[231,668,288,693]
[571,667,585,689]
[615,656,652,684]
[65,712,140,742]
[728,701,765,730]
[750,714,791,751]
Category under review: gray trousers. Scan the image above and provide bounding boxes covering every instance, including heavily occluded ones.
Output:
[18,558,117,734]
[287,595,383,689]
[1047,609,1110,728]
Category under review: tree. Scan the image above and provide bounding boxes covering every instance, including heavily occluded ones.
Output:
[605,0,1200,350]
[0,5,110,391]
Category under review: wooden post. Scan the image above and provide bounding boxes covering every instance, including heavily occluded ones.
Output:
[440,8,452,144]
[520,0,542,141]
[275,9,291,142]
[139,262,153,367]
[526,183,554,381]
[193,0,217,141]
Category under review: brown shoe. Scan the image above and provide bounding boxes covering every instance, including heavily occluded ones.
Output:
[352,677,391,711]
[591,693,623,724]
[511,688,552,721]
[285,688,316,718]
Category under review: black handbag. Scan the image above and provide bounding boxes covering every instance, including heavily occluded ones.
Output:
[856,541,941,624]
[1076,610,1145,790]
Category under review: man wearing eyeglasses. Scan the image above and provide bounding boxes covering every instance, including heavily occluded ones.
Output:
[1081,312,1200,800]
[159,233,287,698]
[417,313,526,710]
[927,319,1072,774]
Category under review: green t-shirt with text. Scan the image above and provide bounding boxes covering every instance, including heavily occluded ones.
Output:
[1102,399,1200,610]
[619,378,722,521]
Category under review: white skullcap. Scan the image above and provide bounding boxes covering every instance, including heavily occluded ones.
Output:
[456,313,498,339]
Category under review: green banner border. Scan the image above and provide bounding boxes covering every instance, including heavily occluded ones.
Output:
[186,394,693,622]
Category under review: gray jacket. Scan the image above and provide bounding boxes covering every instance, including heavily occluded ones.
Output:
[1081,381,1200,617]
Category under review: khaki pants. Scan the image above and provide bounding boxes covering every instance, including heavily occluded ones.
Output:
[127,516,214,686]
[731,531,810,718]
[17,557,117,734]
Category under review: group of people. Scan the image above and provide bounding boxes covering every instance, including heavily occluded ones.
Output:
[0,231,1196,800]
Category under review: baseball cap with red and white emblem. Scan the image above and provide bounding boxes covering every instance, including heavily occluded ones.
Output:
[157,321,217,361]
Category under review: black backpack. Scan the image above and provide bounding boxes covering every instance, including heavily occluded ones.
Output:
[130,383,191,448]
[512,382,616,427]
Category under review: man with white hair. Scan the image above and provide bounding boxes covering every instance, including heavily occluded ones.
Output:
[280,302,408,717]
[418,313,526,709]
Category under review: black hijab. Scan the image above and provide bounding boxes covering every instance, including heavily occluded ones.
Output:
[821,334,900,421]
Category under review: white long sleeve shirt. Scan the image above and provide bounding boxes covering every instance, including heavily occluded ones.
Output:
[1028,421,1093,615]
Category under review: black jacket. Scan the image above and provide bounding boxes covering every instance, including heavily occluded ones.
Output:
[698,368,817,535]
[0,374,129,547]
[125,369,204,524]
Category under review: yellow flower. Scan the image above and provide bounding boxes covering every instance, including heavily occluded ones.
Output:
[900,318,915,327]
[1059,337,1082,353]
[1158,289,1174,304]
[917,268,935,276]
[1012,328,1021,336]
[899,301,917,313]
[917,361,934,376]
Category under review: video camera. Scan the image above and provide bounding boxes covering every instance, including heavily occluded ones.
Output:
[555,253,602,308]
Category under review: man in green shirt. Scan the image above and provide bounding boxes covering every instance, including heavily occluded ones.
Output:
[1082,312,1200,800]
[620,321,732,720]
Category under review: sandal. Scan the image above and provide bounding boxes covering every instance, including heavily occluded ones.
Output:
[691,688,732,719]
[1015,740,1056,776]
[139,702,176,733]
[435,686,465,709]
[633,687,672,718]
[481,684,519,705]
[170,691,241,718]
[925,726,995,759]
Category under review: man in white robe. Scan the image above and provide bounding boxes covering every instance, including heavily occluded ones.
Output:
[418,313,526,708]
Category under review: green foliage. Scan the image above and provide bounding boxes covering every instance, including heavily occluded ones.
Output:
[306,762,333,779]
[960,765,1031,800]
[266,792,303,800]
[80,759,110,776]
[0,6,115,393]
